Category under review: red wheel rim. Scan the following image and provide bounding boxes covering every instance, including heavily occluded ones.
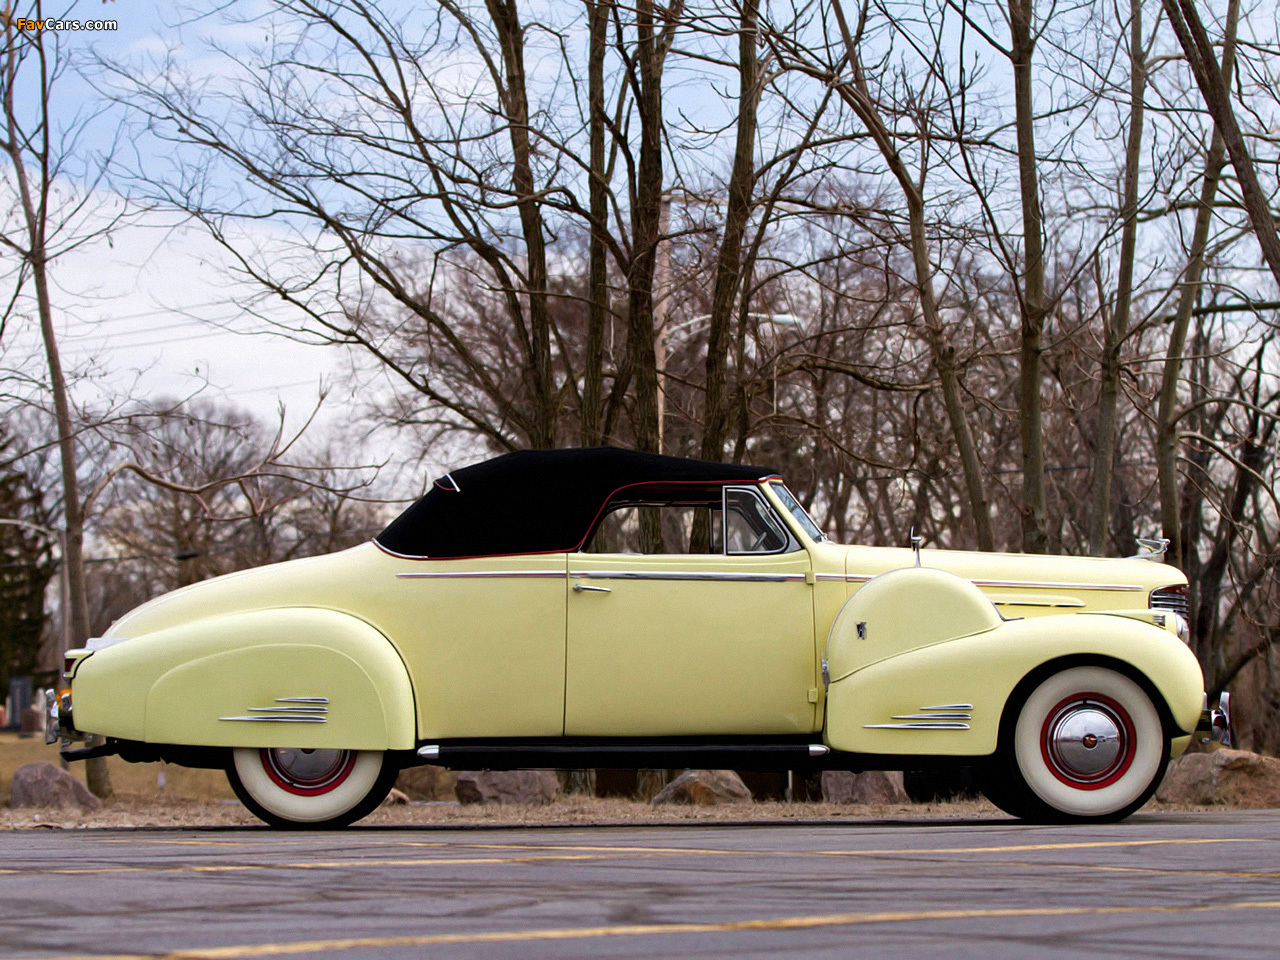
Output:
[1039,692,1137,790]
[260,749,357,796]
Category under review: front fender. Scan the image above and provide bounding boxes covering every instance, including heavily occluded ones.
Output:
[72,608,415,751]
[825,613,1204,756]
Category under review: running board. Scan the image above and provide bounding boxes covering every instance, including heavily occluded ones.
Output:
[416,738,830,771]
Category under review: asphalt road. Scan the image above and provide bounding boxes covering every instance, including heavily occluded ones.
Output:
[5,811,1280,959]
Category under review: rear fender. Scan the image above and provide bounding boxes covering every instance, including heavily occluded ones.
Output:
[72,608,415,751]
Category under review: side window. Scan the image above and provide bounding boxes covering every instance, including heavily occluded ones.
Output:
[724,487,793,554]
[585,504,723,554]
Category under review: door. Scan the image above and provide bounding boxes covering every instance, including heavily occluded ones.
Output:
[564,485,817,737]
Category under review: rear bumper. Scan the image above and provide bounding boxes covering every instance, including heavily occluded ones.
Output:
[45,688,83,746]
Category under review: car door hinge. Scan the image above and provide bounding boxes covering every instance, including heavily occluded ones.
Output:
[804,571,816,585]
[808,687,820,704]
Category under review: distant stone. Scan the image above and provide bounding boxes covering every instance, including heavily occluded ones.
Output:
[381,788,410,806]
[1157,748,1280,807]
[454,770,559,805]
[10,762,101,811]
[396,765,460,801]
[821,770,908,804]
[651,769,752,806]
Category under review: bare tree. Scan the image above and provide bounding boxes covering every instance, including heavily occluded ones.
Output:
[1160,0,1280,289]
[0,0,130,797]
[1084,0,1153,554]
[1155,0,1240,568]
[761,0,997,550]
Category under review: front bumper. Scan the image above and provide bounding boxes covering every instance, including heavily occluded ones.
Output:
[1197,692,1232,747]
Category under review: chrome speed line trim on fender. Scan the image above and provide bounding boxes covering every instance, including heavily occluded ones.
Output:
[220,697,329,723]
[865,703,973,730]
[218,716,327,723]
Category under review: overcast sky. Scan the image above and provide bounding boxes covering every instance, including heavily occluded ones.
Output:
[5,1,370,441]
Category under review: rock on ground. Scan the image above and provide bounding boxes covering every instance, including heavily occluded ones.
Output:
[821,770,908,804]
[651,769,752,805]
[10,761,101,811]
[1157,748,1280,807]
[396,765,460,801]
[454,770,560,805]
[380,788,410,806]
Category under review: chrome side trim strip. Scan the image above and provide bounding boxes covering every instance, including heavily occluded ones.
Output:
[570,571,806,582]
[863,722,971,730]
[992,598,1086,608]
[248,706,329,714]
[275,697,329,704]
[923,703,973,711]
[218,716,328,723]
[971,578,1142,591]
[814,572,1142,592]
[397,571,567,580]
[890,713,972,721]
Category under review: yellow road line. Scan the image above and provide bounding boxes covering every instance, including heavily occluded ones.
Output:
[960,857,1280,881]
[0,852,693,877]
[812,837,1269,856]
[16,898,1280,960]
[9,836,1269,878]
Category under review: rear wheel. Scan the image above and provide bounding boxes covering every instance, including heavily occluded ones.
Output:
[227,748,397,828]
[985,666,1168,823]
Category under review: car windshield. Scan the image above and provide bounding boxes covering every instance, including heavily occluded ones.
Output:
[769,482,828,542]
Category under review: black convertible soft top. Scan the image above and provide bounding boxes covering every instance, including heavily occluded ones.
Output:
[375,446,777,560]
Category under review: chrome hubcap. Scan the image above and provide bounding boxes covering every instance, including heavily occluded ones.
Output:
[1043,698,1132,786]
[264,748,351,789]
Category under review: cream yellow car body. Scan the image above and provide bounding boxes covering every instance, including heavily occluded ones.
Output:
[70,481,1200,761]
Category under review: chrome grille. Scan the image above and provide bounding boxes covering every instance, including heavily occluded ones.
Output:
[1150,584,1189,618]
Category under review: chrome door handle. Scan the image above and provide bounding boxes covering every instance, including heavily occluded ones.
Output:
[573,583,612,593]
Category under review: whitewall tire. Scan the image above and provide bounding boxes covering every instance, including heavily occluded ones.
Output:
[228,748,395,828]
[1011,666,1166,821]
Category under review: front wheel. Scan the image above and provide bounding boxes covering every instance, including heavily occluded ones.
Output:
[985,666,1169,823]
[227,748,398,828]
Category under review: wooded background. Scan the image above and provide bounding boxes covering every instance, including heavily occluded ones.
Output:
[3,0,1279,789]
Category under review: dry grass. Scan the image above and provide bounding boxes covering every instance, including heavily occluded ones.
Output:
[0,793,1004,831]
[0,733,1233,830]
[0,732,1003,830]
[0,731,235,803]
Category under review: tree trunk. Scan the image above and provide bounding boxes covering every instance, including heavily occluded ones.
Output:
[582,0,611,446]
[486,0,557,448]
[1156,0,1239,570]
[2,17,112,797]
[700,0,760,463]
[1085,0,1148,556]
[828,0,996,551]
[1161,0,1280,291]
[1009,0,1049,553]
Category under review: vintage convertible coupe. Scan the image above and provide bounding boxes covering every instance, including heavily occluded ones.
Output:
[50,447,1226,826]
